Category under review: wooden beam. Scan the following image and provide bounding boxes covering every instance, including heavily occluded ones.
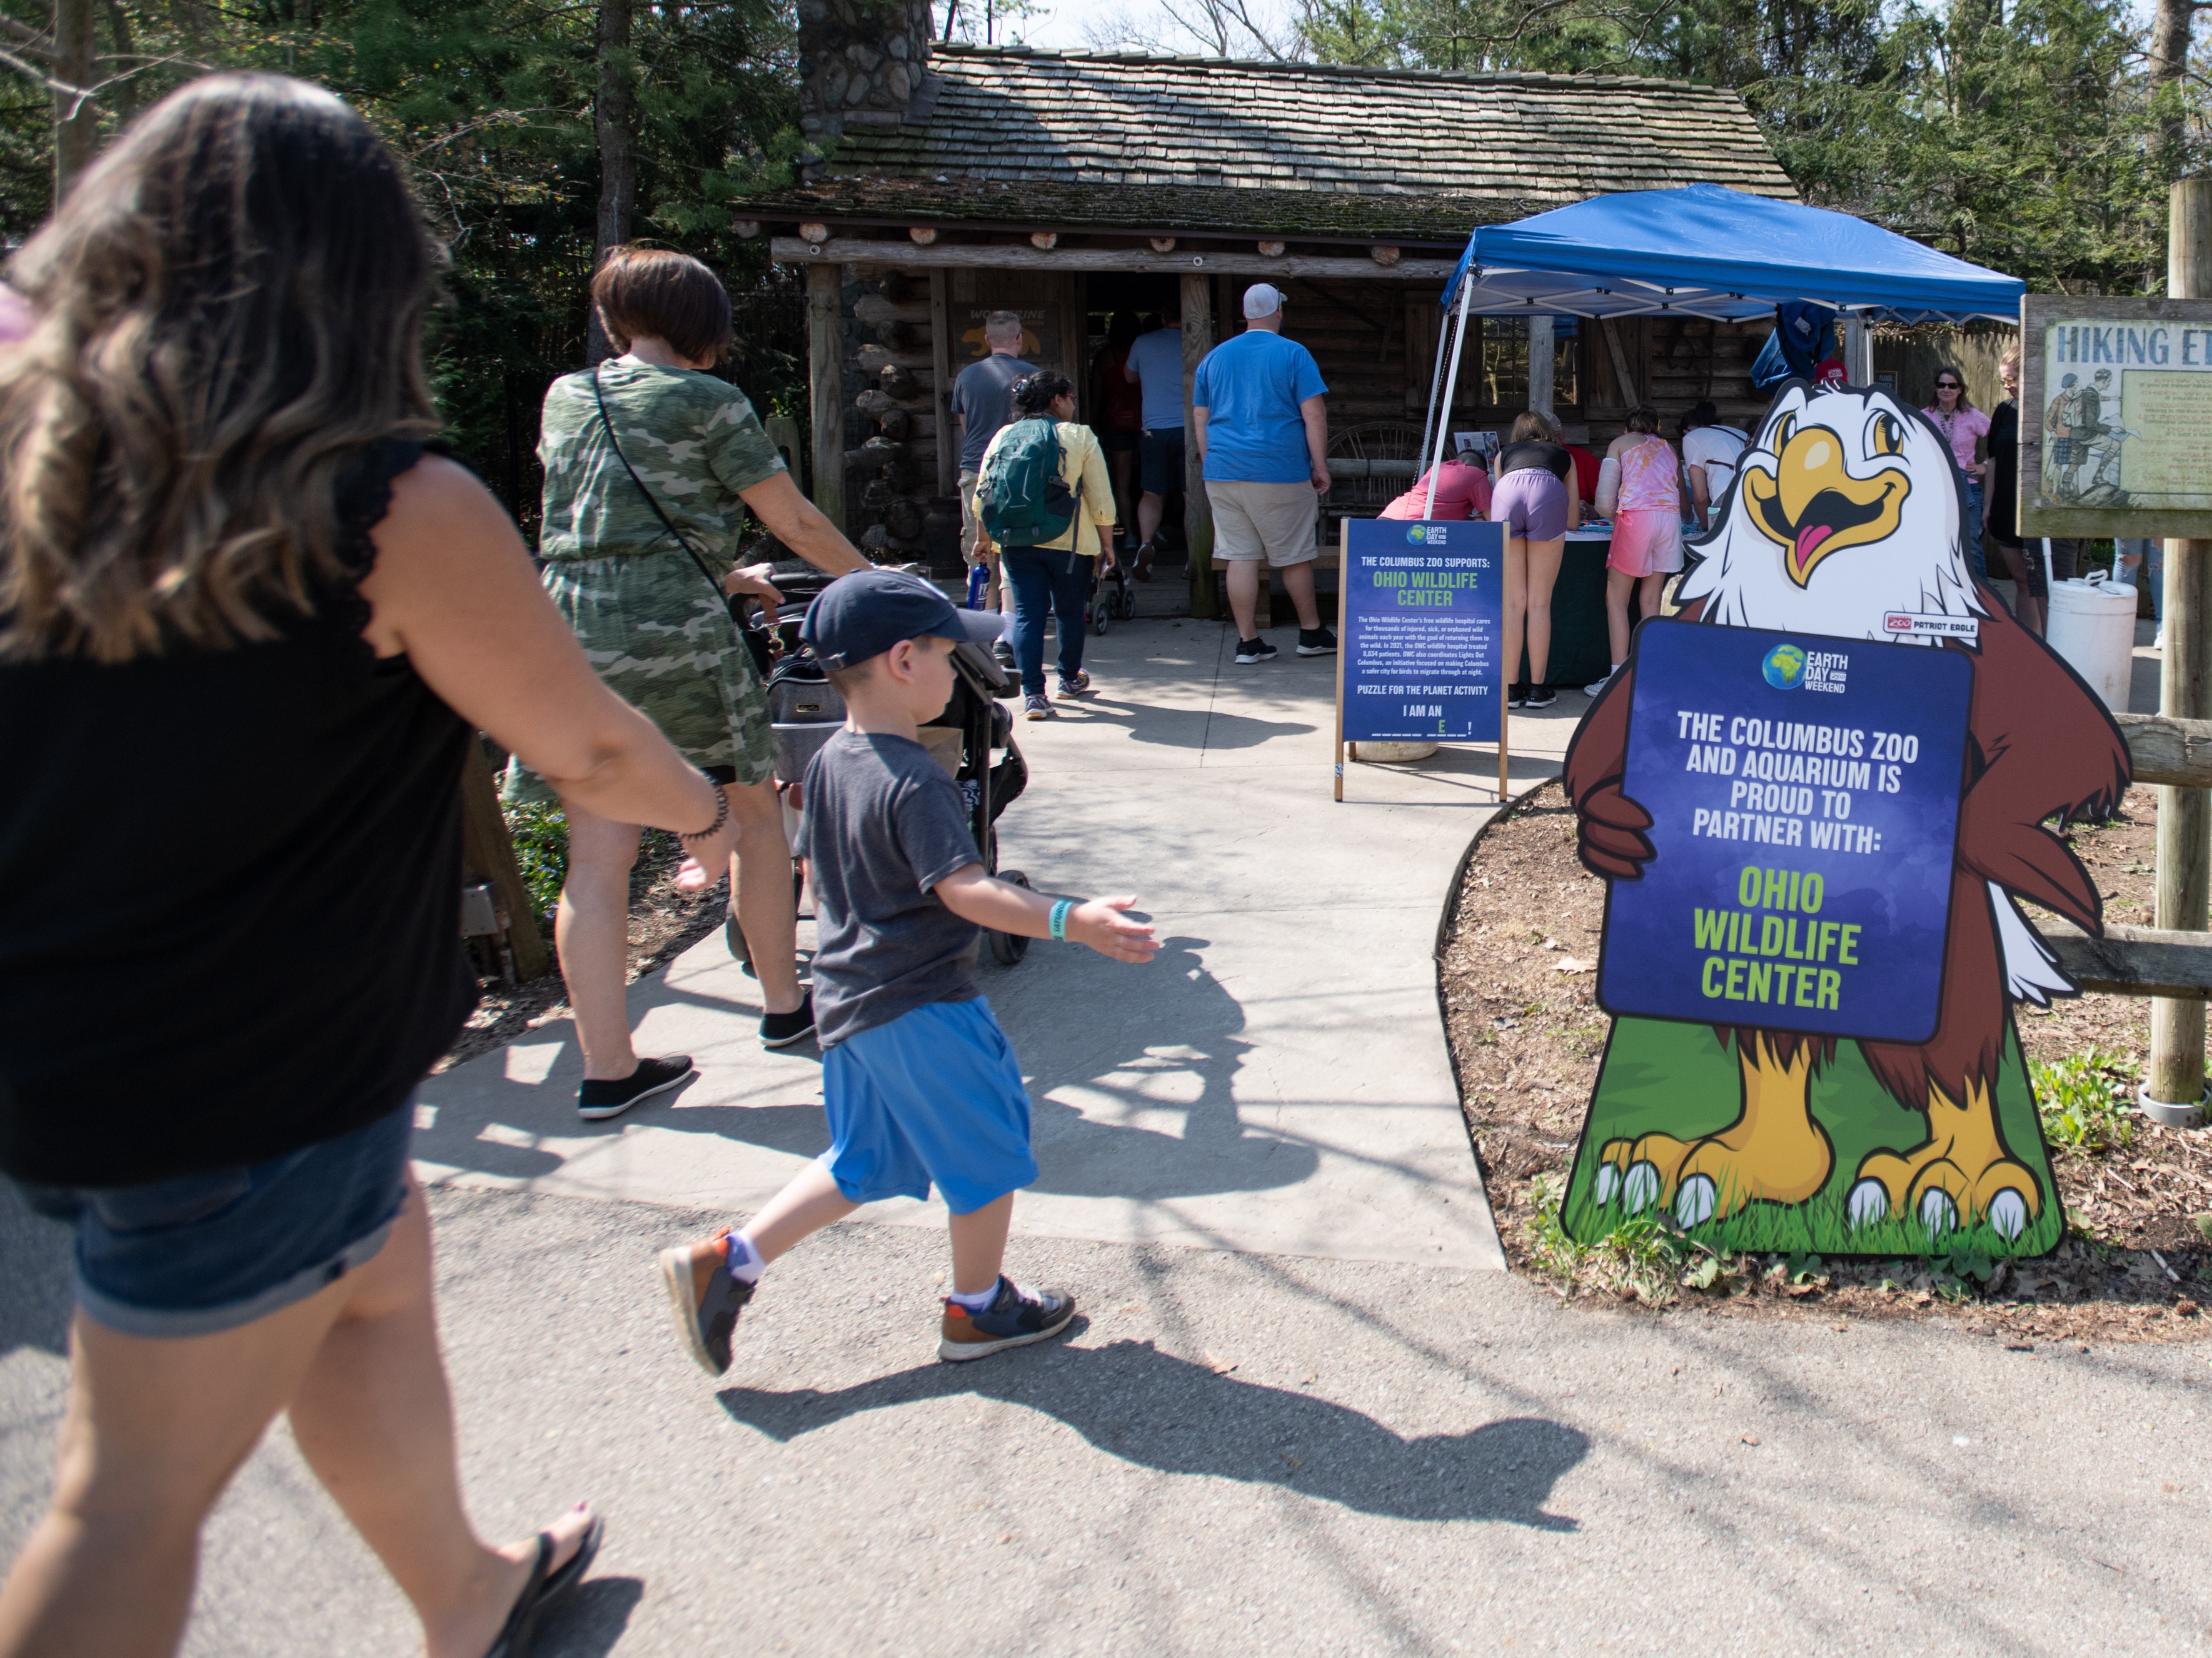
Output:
[1600,318,1639,406]
[2116,711,2212,787]
[1182,272,1217,620]
[928,268,955,498]
[459,740,550,981]
[773,236,1459,282]
[2039,917,2212,1000]
[1527,314,1554,417]
[806,263,845,531]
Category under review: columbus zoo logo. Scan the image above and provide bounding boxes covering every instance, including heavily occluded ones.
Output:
[1761,642,1807,690]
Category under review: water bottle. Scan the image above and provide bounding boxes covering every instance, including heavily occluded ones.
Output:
[965,563,987,610]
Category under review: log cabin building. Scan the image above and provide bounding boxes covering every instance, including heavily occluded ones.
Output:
[740,1,1796,599]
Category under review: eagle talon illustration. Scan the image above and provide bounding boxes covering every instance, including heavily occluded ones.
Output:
[1560,381,2131,1259]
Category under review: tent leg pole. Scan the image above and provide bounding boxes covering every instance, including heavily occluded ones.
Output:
[1424,280,1475,519]
[1414,286,1457,500]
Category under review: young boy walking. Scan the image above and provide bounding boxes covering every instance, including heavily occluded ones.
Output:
[658,570,1159,1372]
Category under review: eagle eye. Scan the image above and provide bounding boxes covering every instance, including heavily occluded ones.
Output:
[1866,411,1905,457]
[1772,411,1797,452]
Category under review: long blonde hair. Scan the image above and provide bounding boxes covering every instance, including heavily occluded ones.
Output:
[0,74,439,663]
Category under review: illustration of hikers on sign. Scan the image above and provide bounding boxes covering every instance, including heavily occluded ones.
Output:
[2044,366,2141,506]
[1557,379,2130,1259]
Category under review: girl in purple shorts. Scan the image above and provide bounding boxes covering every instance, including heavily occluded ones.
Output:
[1487,411,1577,709]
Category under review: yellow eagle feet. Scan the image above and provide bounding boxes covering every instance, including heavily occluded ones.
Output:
[1842,1077,2040,1240]
[1591,1038,1832,1227]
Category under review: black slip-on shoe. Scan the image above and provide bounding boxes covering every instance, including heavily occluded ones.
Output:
[656,1227,755,1376]
[1522,685,1558,710]
[760,991,816,1050]
[1296,626,1338,656]
[1233,636,1278,665]
[577,1055,695,1122]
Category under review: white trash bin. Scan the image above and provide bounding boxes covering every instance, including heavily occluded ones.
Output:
[2044,573,2138,713]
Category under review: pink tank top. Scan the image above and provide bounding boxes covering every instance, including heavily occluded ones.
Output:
[1617,436,1681,513]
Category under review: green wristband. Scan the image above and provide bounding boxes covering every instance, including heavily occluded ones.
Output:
[1050,898,1075,942]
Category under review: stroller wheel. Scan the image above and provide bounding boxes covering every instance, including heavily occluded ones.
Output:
[988,870,1032,965]
[1092,604,1110,636]
[1118,584,1138,620]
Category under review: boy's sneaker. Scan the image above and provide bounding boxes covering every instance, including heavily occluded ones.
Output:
[1522,685,1558,710]
[1296,626,1337,656]
[938,1276,1078,1362]
[1233,636,1277,665]
[759,990,815,1050]
[656,1227,753,1377]
[1023,693,1053,720]
[1507,683,1529,708]
[577,1055,694,1122]
[1056,670,1091,699]
[993,640,1016,668]
[1585,666,1619,697]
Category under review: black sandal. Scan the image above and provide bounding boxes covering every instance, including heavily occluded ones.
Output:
[480,1513,605,1658]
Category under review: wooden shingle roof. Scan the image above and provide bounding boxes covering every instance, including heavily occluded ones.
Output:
[758,43,1796,243]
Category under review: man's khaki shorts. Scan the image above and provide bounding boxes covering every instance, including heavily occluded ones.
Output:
[1207,479,1319,567]
[958,468,997,566]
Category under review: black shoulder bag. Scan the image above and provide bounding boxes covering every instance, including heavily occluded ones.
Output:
[590,365,777,681]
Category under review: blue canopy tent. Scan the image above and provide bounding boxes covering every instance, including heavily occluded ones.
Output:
[1415,184,2024,504]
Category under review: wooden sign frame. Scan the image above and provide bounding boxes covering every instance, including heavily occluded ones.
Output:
[2019,294,2212,538]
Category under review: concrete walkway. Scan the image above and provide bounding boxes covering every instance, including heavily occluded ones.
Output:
[415,617,1583,1269]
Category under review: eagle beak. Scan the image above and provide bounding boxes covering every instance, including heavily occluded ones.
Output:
[1741,426,1910,587]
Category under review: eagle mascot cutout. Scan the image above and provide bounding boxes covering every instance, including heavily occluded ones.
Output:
[1560,381,2129,1257]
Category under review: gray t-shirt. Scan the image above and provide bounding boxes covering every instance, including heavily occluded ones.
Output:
[952,354,1035,474]
[800,729,983,1047]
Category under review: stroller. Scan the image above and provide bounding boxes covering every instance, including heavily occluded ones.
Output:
[726,564,1037,972]
[1089,548,1139,636]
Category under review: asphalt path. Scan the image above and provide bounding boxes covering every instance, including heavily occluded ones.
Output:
[4,1180,2208,1656]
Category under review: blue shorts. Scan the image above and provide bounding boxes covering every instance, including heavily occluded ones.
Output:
[1140,430,1185,496]
[15,1099,414,1338]
[819,998,1037,1215]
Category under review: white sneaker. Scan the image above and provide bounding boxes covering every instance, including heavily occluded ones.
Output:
[1584,666,1620,697]
[2154,625,2166,651]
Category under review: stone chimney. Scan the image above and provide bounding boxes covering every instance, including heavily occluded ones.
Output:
[797,0,936,178]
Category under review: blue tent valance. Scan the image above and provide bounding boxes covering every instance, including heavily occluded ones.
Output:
[1442,184,2023,324]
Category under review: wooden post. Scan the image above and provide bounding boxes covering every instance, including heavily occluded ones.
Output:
[1600,318,1639,407]
[459,741,550,981]
[1334,518,1349,801]
[1842,314,1873,383]
[2149,175,2212,1124]
[1527,315,1554,418]
[928,268,955,498]
[1182,272,1217,620]
[806,263,846,531]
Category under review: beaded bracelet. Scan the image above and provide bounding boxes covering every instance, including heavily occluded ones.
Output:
[1049,898,1075,942]
[678,774,730,844]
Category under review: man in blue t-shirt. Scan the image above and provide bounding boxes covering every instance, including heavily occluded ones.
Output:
[1192,283,1334,665]
[1122,308,1187,561]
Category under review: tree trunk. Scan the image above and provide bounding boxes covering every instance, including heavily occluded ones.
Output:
[586,0,636,364]
[51,0,96,202]
[2152,0,2193,180]
[104,0,136,128]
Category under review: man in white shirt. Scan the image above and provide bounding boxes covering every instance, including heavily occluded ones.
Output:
[1678,399,1749,531]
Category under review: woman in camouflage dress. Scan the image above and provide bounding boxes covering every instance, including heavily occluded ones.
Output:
[508,248,867,1115]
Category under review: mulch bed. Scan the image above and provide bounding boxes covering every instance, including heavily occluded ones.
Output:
[433,831,726,1075]
[1441,780,2212,1342]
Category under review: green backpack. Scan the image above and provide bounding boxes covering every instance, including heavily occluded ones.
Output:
[977,418,1075,547]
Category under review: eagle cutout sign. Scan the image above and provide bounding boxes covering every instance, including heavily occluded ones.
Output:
[1560,381,2131,1257]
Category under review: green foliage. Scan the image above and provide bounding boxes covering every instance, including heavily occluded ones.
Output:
[1297,0,2181,295]
[503,802,570,924]
[0,0,805,527]
[2033,1047,2138,1153]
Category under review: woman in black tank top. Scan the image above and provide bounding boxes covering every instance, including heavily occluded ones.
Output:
[0,75,722,1655]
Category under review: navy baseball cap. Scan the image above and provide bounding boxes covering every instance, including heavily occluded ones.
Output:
[800,568,1005,671]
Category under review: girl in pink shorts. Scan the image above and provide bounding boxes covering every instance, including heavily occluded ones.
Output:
[1589,406,1682,696]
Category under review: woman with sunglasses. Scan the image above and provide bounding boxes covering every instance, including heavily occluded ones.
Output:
[1923,366,1991,581]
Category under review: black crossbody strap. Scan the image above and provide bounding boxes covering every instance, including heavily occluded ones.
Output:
[590,364,738,613]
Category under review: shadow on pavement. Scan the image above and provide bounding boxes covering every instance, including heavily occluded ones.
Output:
[0,1180,74,1357]
[718,1337,1586,1530]
[540,1575,645,1658]
[415,938,1322,1203]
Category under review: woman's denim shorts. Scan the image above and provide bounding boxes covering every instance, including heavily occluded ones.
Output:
[15,1099,415,1339]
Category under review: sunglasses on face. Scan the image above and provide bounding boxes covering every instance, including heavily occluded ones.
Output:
[1936,381,1961,389]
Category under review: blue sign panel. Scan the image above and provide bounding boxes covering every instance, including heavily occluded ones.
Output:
[1340,518,1506,742]
[1595,618,1974,1045]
